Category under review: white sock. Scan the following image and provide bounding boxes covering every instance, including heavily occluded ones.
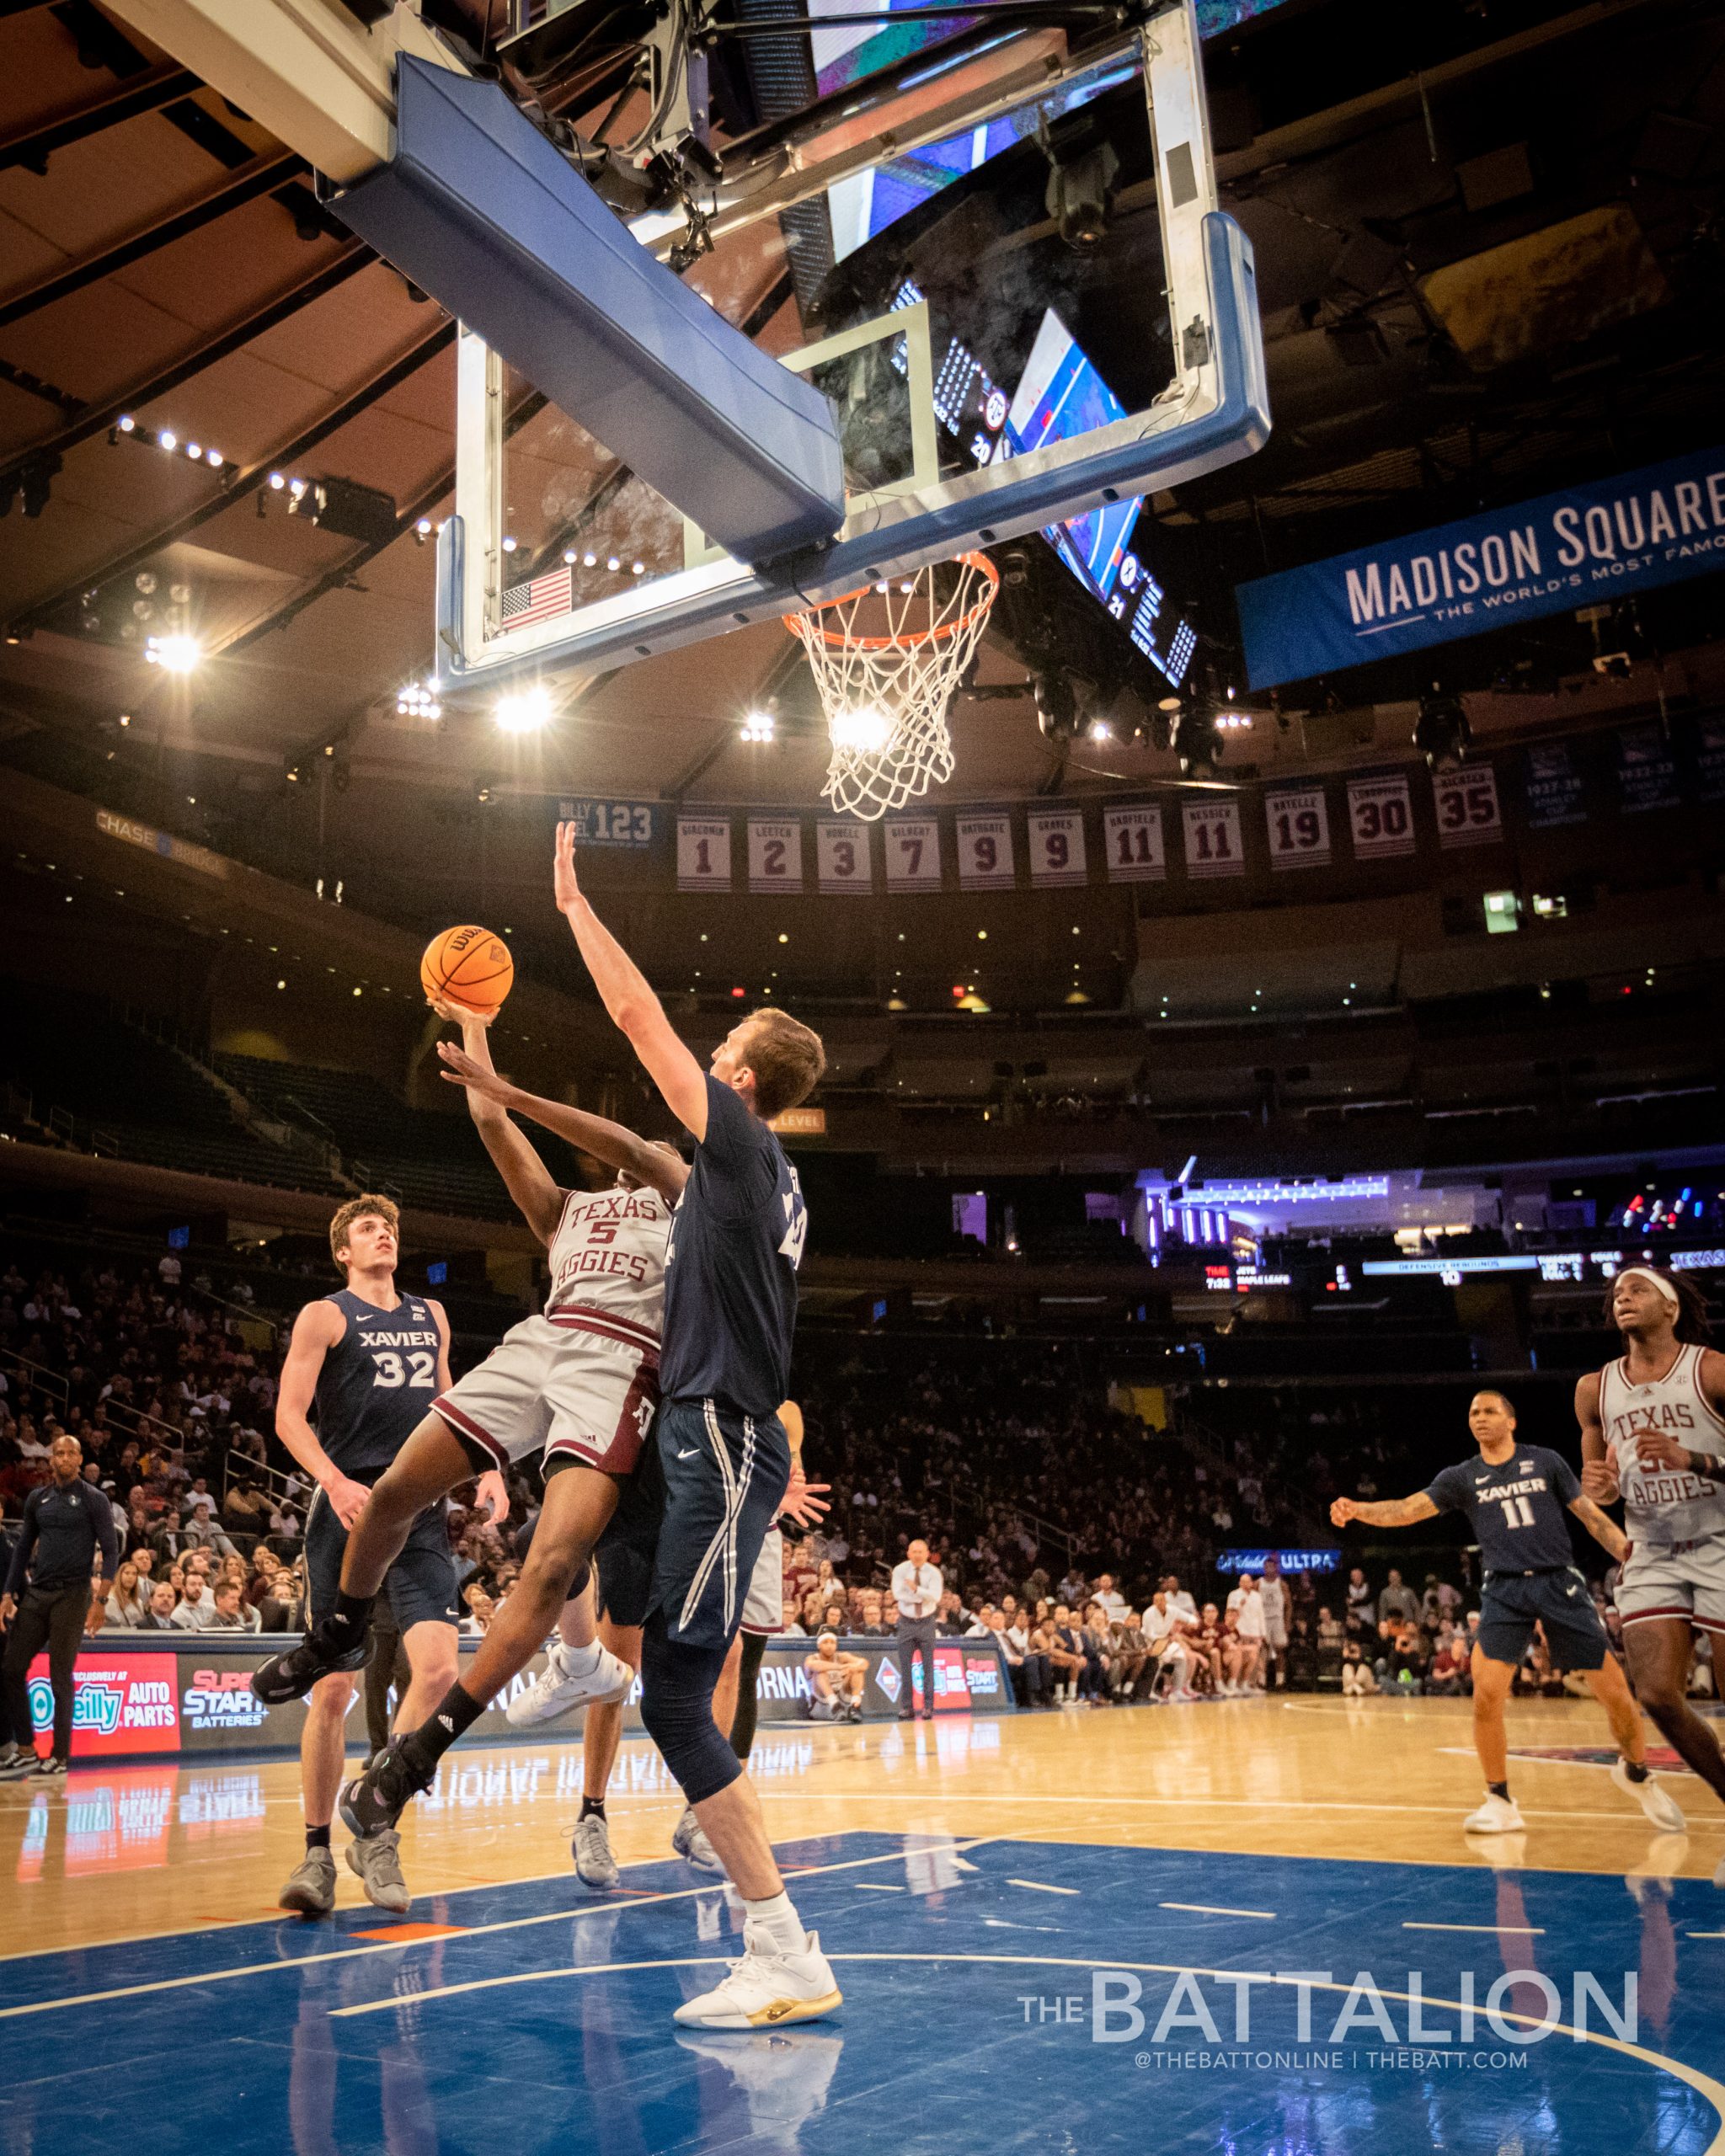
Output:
[558,1639,602,1673]
[744,1890,808,1956]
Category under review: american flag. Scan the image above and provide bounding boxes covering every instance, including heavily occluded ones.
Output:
[500,565,572,627]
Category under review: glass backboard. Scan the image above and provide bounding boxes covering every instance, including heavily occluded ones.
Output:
[435,0,1267,693]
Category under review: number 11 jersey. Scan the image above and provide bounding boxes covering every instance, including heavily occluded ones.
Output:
[312,1287,441,1480]
[1425,1445,1581,1572]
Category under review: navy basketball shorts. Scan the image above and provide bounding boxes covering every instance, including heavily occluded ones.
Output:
[305,1485,459,1634]
[1477,1567,1608,1672]
[600,1398,790,1652]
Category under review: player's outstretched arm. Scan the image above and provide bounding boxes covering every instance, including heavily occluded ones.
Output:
[1574,1372,1619,1502]
[276,1301,373,1532]
[552,821,709,1139]
[1330,1492,1439,1529]
[1567,1493,1629,1563]
[432,1001,566,1245]
[438,1040,688,1207]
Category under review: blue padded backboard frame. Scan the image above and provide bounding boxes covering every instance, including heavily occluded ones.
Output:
[328,56,844,563]
[430,1,1269,688]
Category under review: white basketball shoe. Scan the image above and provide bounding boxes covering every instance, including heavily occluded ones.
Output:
[505,1640,633,1727]
[1610,1758,1686,1833]
[1463,1791,1526,1833]
[672,1919,842,2029]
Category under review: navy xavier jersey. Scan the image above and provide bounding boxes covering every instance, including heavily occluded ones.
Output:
[312,1288,442,1480]
[659,1075,805,1415]
[1426,1444,1581,1572]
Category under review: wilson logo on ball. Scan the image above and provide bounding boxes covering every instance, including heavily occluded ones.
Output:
[421,923,513,1016]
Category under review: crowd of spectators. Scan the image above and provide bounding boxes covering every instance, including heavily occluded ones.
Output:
[1,1238,1706,1707]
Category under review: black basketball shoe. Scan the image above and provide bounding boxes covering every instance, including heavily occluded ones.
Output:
[339,1736,433,1839]
[251,1621,372,1705]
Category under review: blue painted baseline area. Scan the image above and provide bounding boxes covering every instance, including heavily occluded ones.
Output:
[6,1831,1722,2154]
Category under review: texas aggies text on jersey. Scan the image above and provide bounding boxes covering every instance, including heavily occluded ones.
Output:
[542,1182,672,1353]
[1602,1342,1725,1549]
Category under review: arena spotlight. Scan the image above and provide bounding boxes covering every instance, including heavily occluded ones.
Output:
[494,684,552,734]
[739,709,775,744]
[830,704,890,755]
[1413,685,1471,771]
[397,681,441,720]
[145,632,200,673]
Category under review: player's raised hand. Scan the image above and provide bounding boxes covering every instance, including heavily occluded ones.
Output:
[1581,1458,1620,1504]
[429,993,493,1029]
[553,820,583,913]
[1329,1497,1359,1527]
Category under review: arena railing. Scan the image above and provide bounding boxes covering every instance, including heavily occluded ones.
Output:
[1,1343,70,1413]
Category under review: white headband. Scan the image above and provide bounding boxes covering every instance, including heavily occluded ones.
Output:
[1617,1266,1680,1310]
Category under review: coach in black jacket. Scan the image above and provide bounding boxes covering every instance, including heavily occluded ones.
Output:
[1,1434,117,1778]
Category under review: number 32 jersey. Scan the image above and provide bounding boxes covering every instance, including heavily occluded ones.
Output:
[1426,1445,1581,1572]
[312,1288,442,1479]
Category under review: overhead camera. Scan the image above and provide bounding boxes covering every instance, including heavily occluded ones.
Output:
[1413,685,1471,771]
[1170,703,1222,777]
[1034,670,1079,742]
[1044,141,1119,254]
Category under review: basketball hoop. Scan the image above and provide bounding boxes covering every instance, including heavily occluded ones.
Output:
[784,552,998,821]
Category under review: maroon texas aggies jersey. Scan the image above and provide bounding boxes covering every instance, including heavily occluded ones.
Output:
[542,1182,671,1355]
[1601,1342,1725,1550]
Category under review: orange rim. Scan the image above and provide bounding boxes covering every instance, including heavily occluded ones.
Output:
[783,552,999,651]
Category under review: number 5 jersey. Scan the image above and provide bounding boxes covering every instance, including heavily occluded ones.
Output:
[432,1182,673,1476]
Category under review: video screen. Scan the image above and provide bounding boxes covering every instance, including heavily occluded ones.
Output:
[1007,307,1141,605]
[885,291,1199,692]
[811,0,1300,261]
[811,0,1298,102]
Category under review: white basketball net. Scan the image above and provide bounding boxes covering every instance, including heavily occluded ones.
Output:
[784,552,998,821]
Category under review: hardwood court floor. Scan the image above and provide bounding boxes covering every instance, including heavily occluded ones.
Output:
[9,1698,1725,2156]
[7,1692,1724,1956]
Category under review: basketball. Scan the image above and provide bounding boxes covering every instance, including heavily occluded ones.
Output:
[420,924,513,1016]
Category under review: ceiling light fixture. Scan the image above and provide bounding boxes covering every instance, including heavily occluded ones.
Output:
[145,632,200,673]
[494,685,553,734]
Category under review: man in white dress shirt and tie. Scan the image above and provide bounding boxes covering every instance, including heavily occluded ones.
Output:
[891,1538,943,1721]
